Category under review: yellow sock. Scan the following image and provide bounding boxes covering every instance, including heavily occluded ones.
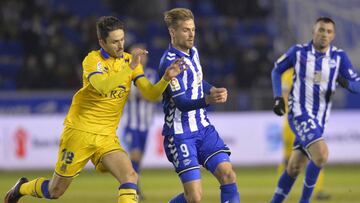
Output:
[118,188,138,203]
[19,177,49,198]
[314,170,325,193]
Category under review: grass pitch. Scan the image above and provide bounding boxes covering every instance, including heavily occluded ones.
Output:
[0,165,359,203]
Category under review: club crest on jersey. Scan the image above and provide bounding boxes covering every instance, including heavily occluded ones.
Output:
[96,62,103,72]
[314,71,322,84]
[276,54,287,63]
[170,78,181,91]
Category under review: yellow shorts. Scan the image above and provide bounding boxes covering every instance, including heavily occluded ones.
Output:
[54,127,126,177]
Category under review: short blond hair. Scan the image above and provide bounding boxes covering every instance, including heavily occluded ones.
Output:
[164,8,194,28]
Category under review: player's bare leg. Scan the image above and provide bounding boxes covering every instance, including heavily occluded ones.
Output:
[213,162,240,203]
[102,151,138,203]
[183,180,202,203]
[297,140,328,203]
[129,149,145,199]
[270,150,307,203]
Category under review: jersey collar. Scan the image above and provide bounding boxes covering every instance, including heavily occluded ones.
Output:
[100,48,125,60]
[169,44,195,58]
[100,48,110,59]
[310,41,332,57]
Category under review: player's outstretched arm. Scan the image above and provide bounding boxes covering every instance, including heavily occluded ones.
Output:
[89,67,133,95]
[136,58,187,101]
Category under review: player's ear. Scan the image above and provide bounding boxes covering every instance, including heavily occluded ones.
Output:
[99,38,106,47]
[169,28,175,38]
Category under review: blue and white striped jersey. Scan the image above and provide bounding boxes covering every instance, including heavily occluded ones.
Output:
[158,45,210,136]
[273,41,360,127]
[124,67,158,132]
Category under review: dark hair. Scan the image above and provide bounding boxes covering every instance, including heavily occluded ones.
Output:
[316,17,335,27]
[96,16,125,41]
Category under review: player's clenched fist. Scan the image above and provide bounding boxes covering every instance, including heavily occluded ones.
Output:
[163,57,187,81]
[206,87,228,104]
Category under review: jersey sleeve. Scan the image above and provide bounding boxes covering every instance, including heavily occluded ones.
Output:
[83,52,104,79]
[271,45,297,97]
[338,51,360,82]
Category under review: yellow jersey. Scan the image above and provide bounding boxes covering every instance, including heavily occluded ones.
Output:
[64,49,144,135]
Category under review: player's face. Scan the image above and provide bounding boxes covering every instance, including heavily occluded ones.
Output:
[171,19,195,53]
[312,21,335,52]
[100,29,125,58]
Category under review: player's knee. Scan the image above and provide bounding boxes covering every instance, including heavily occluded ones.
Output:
[217,168,237,184]
[312,155,328,168]
[185,189,202,203]
[287,163,302,177]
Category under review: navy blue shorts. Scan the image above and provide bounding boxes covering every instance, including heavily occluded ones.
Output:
[164,125,231,175]
[288,114,324,156]
[124,128,148,153]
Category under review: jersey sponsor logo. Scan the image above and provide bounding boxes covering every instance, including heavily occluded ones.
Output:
[314,71,322,84]
[100,86,127,99]
[276,54,287,63]
[96,62,103,72]
[170,78,181,91]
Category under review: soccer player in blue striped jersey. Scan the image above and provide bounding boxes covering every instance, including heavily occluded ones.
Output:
[123,44,158,199]
[270,17,360,203]
[158,8,240,203]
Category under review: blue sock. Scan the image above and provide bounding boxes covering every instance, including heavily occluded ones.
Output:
[131,160,140,174]
[271,171,296,203]
[220,183,240,203]
[300,161,321,203]
[169,193,187,203]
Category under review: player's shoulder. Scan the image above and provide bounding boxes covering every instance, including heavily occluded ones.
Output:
[83,50,102,64]
[160,49,178,68]
[331,45,346,55]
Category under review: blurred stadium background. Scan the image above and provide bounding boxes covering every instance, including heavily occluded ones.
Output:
[1,0,360,202]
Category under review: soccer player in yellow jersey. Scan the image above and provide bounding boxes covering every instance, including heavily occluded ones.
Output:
[4,16,185,203]
[277,69,330,200]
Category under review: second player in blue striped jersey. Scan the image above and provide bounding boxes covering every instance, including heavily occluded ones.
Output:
[125,67,158,133]
[270,17,360,203]
[273,41,360,128]
[159,8,240,203]
[159,45,211,136]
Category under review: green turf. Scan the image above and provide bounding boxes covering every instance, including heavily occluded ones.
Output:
[1,165,359,203]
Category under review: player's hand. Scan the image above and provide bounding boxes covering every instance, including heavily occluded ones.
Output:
[163,57,187,81]
[337,75,349,88]
[273,96,285,116]
[205,87,228,104]
[130,48,148,69]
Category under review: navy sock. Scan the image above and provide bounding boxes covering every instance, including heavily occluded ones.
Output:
[131,160,140,174]
[300,161,321,203]
[169,193,187,203]
[271,171,296,203]
[220,183,240,203]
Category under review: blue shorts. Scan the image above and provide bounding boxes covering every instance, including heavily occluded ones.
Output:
[288,114,324,157]
[163,125,231,175]
[123,128,148,153]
